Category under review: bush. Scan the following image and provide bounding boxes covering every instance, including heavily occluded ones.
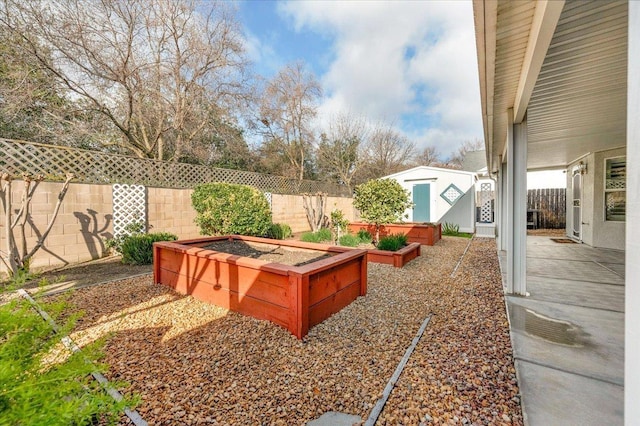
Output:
[330,209,350,241]
[316,228,332,241]
[442,222,460,235]
[0,289,134,423]
[376,233,408,251]
[121,232,178,265]
[191,183,272,236]
[353,179,413,242]
[266,223,292,240]
[339,234,361,247]
[441,222,473,238]
[300,228,332,243]
[300,231,321,243]
[105,220,146,255]
[356,229,373,244]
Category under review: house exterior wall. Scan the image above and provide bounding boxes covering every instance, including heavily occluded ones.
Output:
[385,167,476,228]
[592,148,626,250]
[566,147,625,250]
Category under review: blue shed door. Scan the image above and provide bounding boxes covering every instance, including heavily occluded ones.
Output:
[413,184,430,222]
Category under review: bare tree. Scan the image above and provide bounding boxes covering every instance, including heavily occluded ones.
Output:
[358,122,415,181]
[1,173,74,276]
[302,192,328,232]
[447,139,485,169]
[257,62,321,181]
[316,112,369,192]
[1,0,247,161]
[413,145,440,167]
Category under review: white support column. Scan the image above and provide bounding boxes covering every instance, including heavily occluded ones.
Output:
[499,159,509,252]
[506,109,528,296]
[625,2,640,423]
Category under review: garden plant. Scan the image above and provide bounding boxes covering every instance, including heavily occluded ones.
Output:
[0,280,135,424]
[353,178,414,243]
[192,183,272,236]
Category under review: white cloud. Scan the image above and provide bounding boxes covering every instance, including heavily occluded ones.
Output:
[279,0,483,159]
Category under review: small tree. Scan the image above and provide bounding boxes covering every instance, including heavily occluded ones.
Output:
[1,173,74,276]
[330,208,349,244]
[191,183,271,236]
[302,192,328,232]
[353,179,413,243]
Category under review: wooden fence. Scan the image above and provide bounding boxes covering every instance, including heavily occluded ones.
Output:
[527,188,566,229]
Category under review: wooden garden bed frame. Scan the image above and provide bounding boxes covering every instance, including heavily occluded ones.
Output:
[366,242,422,268]
[153,236,367,339]
[348,222,442,246]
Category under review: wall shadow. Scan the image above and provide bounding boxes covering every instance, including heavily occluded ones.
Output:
[74,210,113,259]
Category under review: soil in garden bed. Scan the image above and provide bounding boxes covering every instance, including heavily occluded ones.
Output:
[203,240,334,267]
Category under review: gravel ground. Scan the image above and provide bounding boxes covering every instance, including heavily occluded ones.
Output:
[53,237,522,425]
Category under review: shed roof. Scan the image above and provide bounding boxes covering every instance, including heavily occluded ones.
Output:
[382,166,477,180]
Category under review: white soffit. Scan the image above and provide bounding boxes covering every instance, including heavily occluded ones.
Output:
[478,0,537,172]
[527,0,628,170]
[475,0,628,172]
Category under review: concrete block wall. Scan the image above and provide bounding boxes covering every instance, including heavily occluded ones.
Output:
[0,181,113,272]
[271,194,357,233]
[147,187,200,239]
[1,182,355,273]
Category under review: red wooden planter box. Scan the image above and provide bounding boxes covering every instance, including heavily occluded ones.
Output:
[153,236,367,339]
[366,242,421,268]
[348,222,442,246]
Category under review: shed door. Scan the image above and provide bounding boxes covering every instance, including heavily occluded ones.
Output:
[413,184,430,222]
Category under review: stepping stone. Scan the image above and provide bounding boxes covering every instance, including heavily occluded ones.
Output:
[306,411,362,426]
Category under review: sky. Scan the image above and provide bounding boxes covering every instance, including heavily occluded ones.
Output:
[236,0,483,161]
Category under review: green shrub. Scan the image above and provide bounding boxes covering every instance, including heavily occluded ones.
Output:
[105,220,146,255]
[316,228,332,242]
[300,231,321,243]
[339,234,361,247]
[121,232,178,265]
[300,228,332,243]
[191,183,272,236]
[330,209,350,241]
[442,222,460,235]
[441,222,472,238]
[376,233,408,251]
[0,290,134,424]
[266,223,292,240]
[356,229,373,244]
[353,179,413,242]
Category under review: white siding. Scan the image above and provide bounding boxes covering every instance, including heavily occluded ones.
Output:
[384,167,476,229]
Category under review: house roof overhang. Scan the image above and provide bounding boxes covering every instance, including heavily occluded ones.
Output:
[473,0,628,174]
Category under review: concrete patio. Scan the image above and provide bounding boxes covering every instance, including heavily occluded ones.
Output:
[501,236,624,426]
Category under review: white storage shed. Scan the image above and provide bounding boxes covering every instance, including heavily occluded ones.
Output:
[382,166,477,233]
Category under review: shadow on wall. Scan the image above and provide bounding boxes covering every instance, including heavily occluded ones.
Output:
[74,210,113,260]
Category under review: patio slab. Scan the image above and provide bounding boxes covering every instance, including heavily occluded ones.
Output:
[525,276,625,312]
[504,236,625,426]
[507,296,623,386]
[516,360,623,426]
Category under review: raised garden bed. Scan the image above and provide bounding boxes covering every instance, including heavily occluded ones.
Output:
[348,222,442,246]
[153,236,367,339]
[366,242,421,268]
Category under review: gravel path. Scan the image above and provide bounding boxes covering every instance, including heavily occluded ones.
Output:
[54,237,522,425]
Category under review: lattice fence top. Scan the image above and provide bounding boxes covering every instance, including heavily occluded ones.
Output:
[0,139,351,196]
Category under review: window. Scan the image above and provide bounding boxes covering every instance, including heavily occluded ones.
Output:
[605,156,626,221]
